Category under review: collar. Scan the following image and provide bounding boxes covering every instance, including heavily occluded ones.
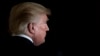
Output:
[13,34,33,43]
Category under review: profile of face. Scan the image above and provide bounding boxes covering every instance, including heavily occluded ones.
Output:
[32,14,49,46]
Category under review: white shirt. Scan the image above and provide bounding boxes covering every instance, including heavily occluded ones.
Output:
[13,34,33,43]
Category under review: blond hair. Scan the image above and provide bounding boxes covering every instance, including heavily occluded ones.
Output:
[9,2,50,35]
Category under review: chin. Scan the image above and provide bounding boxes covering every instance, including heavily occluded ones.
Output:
[41,39,45,44]
[34,40,45,46]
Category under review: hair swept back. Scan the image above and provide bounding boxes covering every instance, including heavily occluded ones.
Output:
[9,2,51,35]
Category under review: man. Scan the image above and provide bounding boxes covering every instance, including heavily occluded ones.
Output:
[5,2,51,55]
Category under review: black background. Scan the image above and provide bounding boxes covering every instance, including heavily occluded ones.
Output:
[0,0,65,56]
[0,0,65,46]
[0,0,95,55]
[96,2,100,32]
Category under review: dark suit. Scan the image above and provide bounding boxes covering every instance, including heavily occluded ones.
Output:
[1,35,45,56]
[8,36,35,48]
[1,35,63,56]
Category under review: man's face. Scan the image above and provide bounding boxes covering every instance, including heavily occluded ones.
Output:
[33,14,49,46]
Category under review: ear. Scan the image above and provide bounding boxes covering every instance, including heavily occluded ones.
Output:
[27,23,35,34]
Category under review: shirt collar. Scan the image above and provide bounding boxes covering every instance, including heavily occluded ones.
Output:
[13,34,33,43]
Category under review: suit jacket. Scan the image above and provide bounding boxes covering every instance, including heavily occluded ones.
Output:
[1,35,63,56]
[2,35,45,56]
[8,36,34,48]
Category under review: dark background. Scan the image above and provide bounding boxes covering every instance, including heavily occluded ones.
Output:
[96,2,100,32]
[0,0,65,45]
[0,0,94,55]
[0,0,65,56]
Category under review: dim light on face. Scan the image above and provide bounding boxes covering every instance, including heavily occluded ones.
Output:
[32,14,49,46]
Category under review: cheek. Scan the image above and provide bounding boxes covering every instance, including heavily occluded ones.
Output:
[39,24,46,30]
[34,25,46,41]
[35,25,46,35]
[39,25,47,37]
